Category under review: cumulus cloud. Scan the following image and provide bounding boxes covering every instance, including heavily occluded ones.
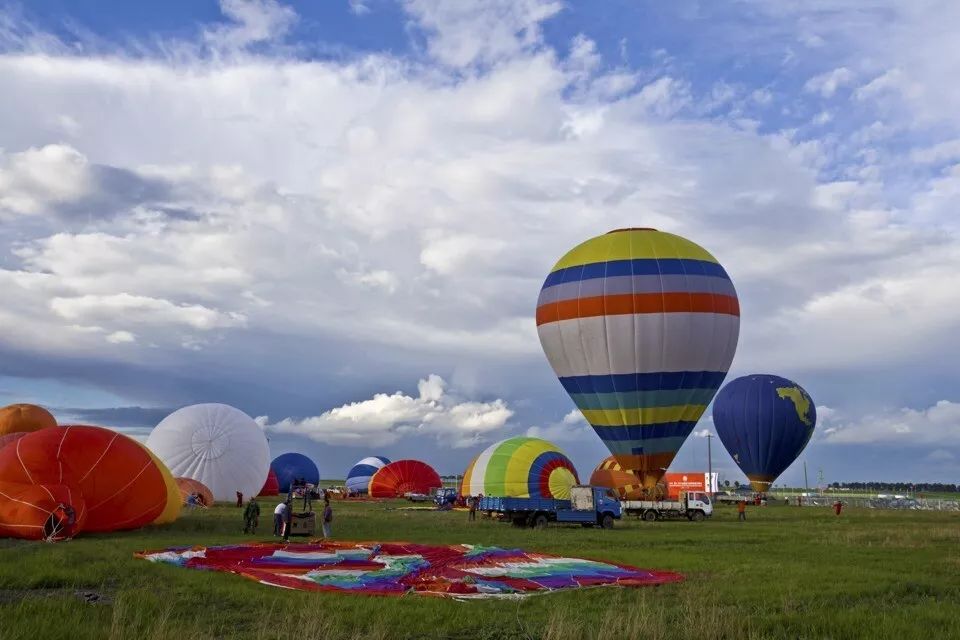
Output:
[526,410,592,443]
[263,374,514,447]
[804,67,854,98]
[821,400,960,445]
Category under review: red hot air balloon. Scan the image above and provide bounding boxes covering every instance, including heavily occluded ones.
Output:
[0,481,85,541]
[258,469,280,497]
[368,460,442,498]
[0,425,167,532]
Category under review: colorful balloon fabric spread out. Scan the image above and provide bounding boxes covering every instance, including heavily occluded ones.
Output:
[460,437,579,499]
[537,228,740,489]
[0,425,169,538]
[0,403,57,437]
[712,374,817,492]
[258,469,280,497]
[136,541,683,598]
[147,404,270,502]
[271,452,320,493]
[589,456,645,500]
[175,478,214,507]
[345,456,390,494]
[368,460,441,498]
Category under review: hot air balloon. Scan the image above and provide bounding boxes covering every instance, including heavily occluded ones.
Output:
[271,453,320,493]
[146,404,270,502]
[345,456,390,495]
[0,432,27,452]
[589,456,645,500]
[175,478,214,507]
[712,374,817,492]
[368,460,441,498]
[0,403,56,437]
[460,437,579,499]
[135,441,181,525]
[0,425,167,532]
[258,468,280,497]
[0,481,85,541]
[537,228,739,491]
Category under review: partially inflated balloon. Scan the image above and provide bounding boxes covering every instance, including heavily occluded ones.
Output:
[175,478,213,507]
[0,481,85,541]
[345,456,390,494]
[460,437,579,499]
[589,456,645,500]
[0,404,56,437]
[537,228,740,489]
[368,460,441,498]
[136,441,181,525]
[712,374,816,492]
[258,469,280,497]
[271,453,320,493]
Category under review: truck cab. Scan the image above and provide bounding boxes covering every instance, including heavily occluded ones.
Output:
[681,491,713,519]
[563,485,622,528]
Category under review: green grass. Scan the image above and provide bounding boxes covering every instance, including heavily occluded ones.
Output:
[1,500,959,640]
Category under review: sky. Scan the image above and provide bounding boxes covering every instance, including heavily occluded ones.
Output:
[1,0,959,486]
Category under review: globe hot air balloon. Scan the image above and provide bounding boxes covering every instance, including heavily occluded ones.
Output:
[271,453,320,493]
[368,460,441,498]
[460,437,579,499]
[537,228,740,491]
[712,374,817,492]
[345,456,390,495]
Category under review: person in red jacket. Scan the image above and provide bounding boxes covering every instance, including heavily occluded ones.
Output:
[236,491,243,508]
[833,500,843,516]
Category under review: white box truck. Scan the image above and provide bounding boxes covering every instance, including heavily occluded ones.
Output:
[621,491,713,522]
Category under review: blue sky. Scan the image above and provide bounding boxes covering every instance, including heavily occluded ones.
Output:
[1,0,959,485]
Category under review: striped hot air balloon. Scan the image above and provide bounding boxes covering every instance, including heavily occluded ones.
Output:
[537,228,740,490]
[460,437,579,499]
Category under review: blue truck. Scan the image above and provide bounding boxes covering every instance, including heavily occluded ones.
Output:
[477,485,622,529]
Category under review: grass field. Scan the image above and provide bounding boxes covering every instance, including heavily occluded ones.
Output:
[1,499,958,640]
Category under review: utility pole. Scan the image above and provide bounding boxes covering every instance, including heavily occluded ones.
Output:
[818,468,825,496]
[803,461,809,494]
[706,433,714,498]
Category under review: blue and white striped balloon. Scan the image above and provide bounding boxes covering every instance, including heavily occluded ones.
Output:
[345,456,390,494]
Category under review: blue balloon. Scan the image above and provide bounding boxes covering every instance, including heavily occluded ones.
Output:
[271,453,320,492]
[712,374,816,492]
[345,456,390,494]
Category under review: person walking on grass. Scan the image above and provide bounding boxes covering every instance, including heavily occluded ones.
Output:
[737,500,747,522]
[243,496,260,534]
[273,500,288,537]
[322,497,333,539]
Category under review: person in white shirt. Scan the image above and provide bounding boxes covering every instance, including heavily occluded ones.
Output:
[273,501,288,537]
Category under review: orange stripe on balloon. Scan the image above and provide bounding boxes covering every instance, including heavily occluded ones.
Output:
[536,292,740,326]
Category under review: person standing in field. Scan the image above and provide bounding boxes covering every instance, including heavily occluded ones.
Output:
[322,497,333,539]
[468,495,477,521]
[243,497,260,534]
[833,500,843,516]
[737,500,747,522]
[236,491,243,508]
[273,500,288,537]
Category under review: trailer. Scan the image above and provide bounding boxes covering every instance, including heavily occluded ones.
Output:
[622,491,713,522]
[478,485,622,529]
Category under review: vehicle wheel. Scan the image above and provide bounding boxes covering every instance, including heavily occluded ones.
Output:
[601,514,614,529]
[642,510,658,522]
[533,514,549,529]
[580,522,593,528]
[690,511,705,522]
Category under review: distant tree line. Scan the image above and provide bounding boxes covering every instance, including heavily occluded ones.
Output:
[828,481,958,493]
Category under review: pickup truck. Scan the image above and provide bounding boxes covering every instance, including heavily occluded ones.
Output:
[621,491,713,522]
[478,485,622,529]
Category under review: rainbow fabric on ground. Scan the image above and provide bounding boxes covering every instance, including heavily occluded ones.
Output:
[536,229,740,486]
[137,541,682,598]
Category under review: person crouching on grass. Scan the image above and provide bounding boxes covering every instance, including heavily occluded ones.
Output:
[322,497,333,538]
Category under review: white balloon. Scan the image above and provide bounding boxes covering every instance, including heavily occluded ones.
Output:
[147,403,269,502]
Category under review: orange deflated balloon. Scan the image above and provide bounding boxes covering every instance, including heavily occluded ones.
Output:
[0,404,56,437]
[175,478,214,507]
[0,426,167,532]
[589,456,645,500]
[0,481,86,541]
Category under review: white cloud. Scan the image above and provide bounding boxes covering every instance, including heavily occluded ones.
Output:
[526,409,592,443]
[264,374,514,447]
[822,400,960,445]
[50,293,247,331]
[105,330,135,344]
[0,144,92,217]
[804,67,854,98]
[203,0,296,50]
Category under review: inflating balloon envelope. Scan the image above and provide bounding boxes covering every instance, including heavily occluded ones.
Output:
[537,228,740,492]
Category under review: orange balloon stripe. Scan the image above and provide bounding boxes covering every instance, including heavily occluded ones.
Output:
[535,292,740,326]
